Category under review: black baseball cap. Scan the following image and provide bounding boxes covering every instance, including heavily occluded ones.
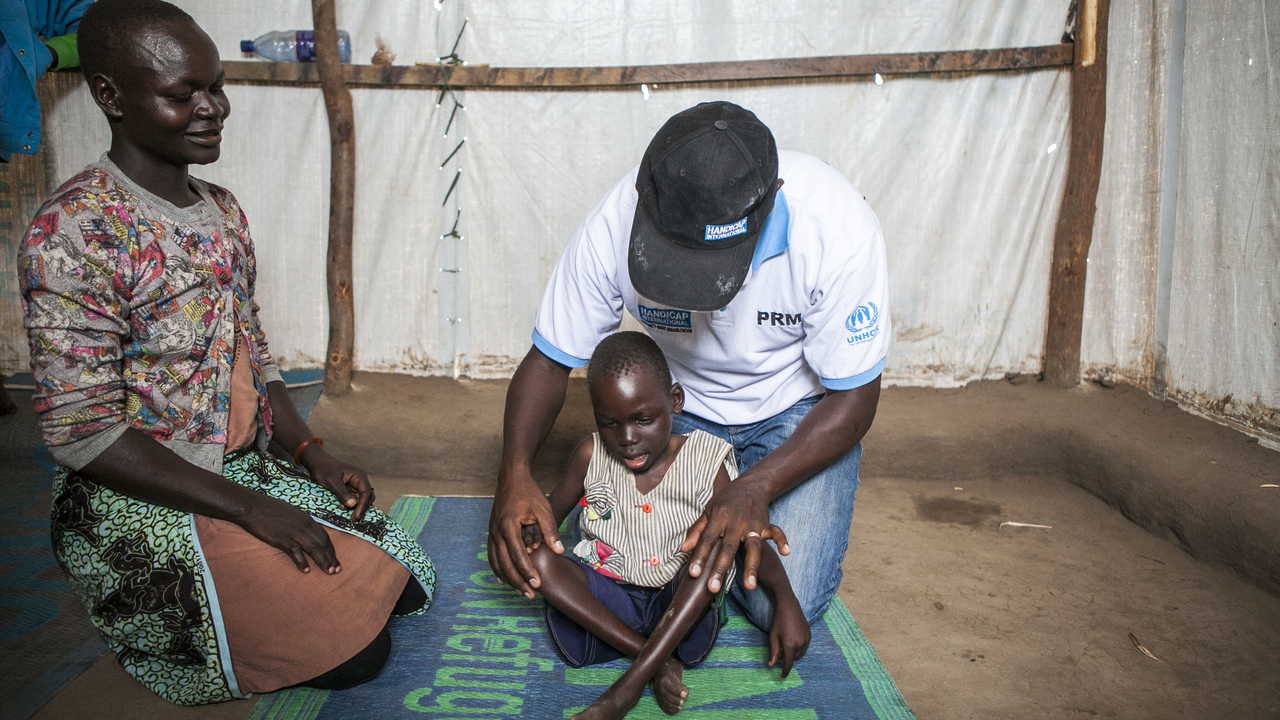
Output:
[629,102,779,312]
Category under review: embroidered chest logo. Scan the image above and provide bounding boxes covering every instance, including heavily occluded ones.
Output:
[846,302,880,345]
[638,304,693,333]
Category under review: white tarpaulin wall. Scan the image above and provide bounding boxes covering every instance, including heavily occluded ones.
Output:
[1,1,1275,439]
[1085,0,1279,439]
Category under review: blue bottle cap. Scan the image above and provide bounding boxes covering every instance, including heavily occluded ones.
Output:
[240,40,254,52]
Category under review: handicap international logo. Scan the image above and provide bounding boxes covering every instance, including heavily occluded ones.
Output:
[845,302,880,345]
[638,304,693,333]
[704,217,748,241]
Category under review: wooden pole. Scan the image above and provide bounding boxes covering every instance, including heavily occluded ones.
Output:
[1044,0,1108,385]
[312,0,355,395]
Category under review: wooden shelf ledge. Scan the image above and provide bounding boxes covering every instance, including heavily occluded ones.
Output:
[223,43,1073,89]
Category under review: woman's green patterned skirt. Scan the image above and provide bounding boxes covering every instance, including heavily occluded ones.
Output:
[50,448,436,705]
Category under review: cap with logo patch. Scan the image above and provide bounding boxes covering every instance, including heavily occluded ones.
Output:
[629,102,780,312]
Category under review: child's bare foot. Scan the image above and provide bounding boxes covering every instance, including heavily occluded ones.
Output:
[653,657,689,715]
[570,686,641,720]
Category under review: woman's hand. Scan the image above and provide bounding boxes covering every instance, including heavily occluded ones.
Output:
[768,596,811,679]
[265,380,374,521]
[81,428,341,574]
[301,448,375,521]
[238,494,342,574]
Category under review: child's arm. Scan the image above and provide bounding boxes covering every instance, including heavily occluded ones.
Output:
[710,463,811,679]
[521,435,592,551]
[756,546,811,679]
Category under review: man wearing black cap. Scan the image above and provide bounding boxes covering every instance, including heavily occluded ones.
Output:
[489,102,890,640]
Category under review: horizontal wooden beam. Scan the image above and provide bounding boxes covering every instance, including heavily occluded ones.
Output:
[223,43,1073,89]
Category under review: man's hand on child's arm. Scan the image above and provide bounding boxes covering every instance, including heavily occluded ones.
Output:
[517,435,593,555]
[687,381,880,596]
[490,348,573,597]
[685,464,790,592]
[489,487,559,597]
[494,435,592,586]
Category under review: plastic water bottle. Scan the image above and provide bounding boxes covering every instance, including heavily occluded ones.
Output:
[240,31,352,63]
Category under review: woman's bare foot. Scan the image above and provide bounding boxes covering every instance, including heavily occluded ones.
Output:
[653,657,689,715]
[570,685,642,720]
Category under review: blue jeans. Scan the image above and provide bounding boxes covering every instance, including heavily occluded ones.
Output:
[673,396,861,631]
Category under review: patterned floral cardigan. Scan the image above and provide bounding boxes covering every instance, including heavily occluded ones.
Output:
[19,156,283,473]
[19,159,438,705]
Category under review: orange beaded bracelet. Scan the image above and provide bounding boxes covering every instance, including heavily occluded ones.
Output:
[294,436,324,465]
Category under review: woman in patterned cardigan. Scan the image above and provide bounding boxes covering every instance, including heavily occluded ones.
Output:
[18,1,434,704]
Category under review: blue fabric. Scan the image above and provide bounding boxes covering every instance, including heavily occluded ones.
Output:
[0,0,91,160]
[673,396,862,630]
[532,329,590,368]
[543,557,722,668]
[822,355,887,391]
[750,189,790,273]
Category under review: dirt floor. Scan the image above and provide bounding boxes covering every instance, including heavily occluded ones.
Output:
[32,373,1280,720]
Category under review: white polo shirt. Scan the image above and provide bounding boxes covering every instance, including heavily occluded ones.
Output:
[533,150,890,426]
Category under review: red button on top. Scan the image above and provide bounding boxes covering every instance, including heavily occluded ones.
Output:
[642,503,652,513]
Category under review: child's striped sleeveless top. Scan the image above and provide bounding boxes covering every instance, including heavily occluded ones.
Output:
[574,429,738,588]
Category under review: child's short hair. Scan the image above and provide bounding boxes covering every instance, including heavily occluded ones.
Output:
[587,332,671,388]
[79,0,195,82]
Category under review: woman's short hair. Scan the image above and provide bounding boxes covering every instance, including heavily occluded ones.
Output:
[78,0,195,82]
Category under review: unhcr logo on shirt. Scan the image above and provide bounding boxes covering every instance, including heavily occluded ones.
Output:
[638,304,693,333]
[845,302,880,345]
[704,217,748,241]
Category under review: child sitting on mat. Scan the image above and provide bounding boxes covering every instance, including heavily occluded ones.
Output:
[521,331,810,719]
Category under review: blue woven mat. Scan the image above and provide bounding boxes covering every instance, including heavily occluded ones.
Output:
[250,496,915,720]
[0,387,108,720]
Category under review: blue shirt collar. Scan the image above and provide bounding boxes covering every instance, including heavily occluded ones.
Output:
[750,189,790,274]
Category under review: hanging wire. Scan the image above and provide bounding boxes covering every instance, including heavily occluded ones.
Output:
[434,15,468,363]
[443,99,464,136]
[439,138,467,169]
[437,19,468,66]
[441,208,462,240]
[442,168,462,207]
[436,84,465,110]
[435,16,468,149]
[437,19,468,208]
